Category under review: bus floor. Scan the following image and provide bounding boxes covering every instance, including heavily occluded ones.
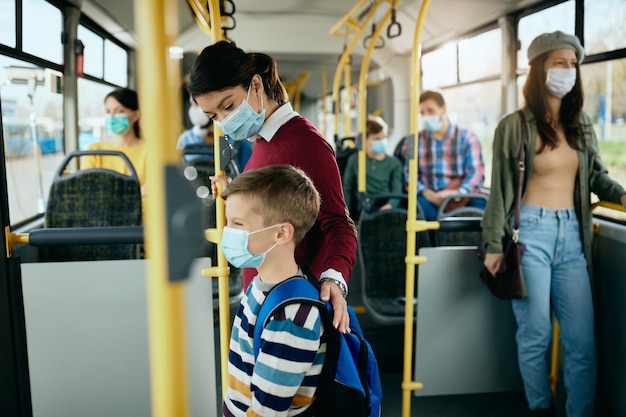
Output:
[213,317,554,416]
[368,323,540,417]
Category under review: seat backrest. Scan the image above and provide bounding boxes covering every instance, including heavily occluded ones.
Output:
[357,194,430,324]
[43,150,142,261]
[435,193,487,247]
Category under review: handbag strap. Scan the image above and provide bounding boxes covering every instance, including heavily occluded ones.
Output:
[513,110,527,242]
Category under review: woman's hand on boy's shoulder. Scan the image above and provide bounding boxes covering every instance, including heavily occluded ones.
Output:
[320,281,350,334]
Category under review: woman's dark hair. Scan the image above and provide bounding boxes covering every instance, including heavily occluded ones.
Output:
[186,41,288,105]
[105,88,141,138]
[523,53,584,153]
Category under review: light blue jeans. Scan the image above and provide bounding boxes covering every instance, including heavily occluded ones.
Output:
[512,204,596,417]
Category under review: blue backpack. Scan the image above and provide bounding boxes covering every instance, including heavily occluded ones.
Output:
[254,273,383,417]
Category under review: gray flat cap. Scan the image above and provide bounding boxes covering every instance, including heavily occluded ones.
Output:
[527,31,584,64]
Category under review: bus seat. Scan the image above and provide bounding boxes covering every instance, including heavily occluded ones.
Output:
[43,150,142,261]
[357,193,430,325]
[435,193,487,247]
[335,136,358,177]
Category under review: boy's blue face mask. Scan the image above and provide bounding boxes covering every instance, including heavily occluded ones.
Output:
[221,224,279,268]
[105,114,131,135]
[371,138,388,155]
[215,85,266,141]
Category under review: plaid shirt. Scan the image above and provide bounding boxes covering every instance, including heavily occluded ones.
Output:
[410,123,485,195]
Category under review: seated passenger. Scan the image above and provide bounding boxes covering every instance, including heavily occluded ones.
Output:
[342,116,404,216]
[414,90,486,220]
[177,100,253,170]
[81,87,147,220]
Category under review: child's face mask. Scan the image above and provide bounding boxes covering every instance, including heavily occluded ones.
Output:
[221,224,279,268]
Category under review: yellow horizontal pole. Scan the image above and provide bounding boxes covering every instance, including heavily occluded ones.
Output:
[406,219,439,233]
[593,200,626,212]
[402,381,424,391]
[405,255,428,265]
[329,0,369,37]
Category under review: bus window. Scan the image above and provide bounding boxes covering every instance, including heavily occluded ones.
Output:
[584,0,626,56]
[78,25,105,79]
[422,43,457,90]
[22,0,63,65]
[583,58,626,222]
[458,29,501,83]
[1,55,64,224]
[517,0,575,71]
[104,40,128,87]
[0,0,16,48]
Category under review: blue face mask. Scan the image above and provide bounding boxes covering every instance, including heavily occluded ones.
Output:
[422,115,443,133]
[215,85,266,141]
[221,224,279,268]
[105,114,131,135]
[371,138,388,155]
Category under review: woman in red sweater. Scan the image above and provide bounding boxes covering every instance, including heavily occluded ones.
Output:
[187,41,357,333]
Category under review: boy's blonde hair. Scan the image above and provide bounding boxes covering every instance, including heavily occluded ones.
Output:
[221,165,321,244]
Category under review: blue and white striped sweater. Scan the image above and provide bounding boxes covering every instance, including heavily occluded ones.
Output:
[223,276,326,417]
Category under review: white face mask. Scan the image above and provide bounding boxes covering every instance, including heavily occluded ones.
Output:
[545,68,577,99]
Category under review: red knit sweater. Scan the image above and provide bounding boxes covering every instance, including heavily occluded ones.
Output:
[242,115,357,288]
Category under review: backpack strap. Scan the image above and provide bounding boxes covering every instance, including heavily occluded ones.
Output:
[254,276,325,359]
[252,273,341,416]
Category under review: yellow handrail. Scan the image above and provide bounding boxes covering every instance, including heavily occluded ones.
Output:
[593,200,626,212]
[356,6,393,193]
[402,1,432,416]
[284,71,310,112]
[330,0,381,140]
[197,0,233,405]
[135,0,187,416]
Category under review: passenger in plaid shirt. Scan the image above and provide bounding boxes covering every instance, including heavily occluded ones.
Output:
[411,90,486,220]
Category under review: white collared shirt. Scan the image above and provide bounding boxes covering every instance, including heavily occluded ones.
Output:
[256,102,299,142]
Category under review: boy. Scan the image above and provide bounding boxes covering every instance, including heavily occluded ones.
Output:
[220,164,324,416]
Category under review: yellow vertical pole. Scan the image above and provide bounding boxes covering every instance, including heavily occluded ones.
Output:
[202,0,231,404]
[330,0,379,141]
[343,63,352,138]
[357,7,392,194]
[402,1,432,416]
[549,321,561,395]
[134,0,188,416]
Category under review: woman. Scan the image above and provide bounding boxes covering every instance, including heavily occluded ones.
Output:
[82,88,148,220]
[186,41,357,333]
[481,31,626,417]
[342,116,403,217]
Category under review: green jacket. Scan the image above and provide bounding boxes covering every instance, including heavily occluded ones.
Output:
[481,107,626,277]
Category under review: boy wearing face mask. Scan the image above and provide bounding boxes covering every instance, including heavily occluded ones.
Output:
[342,116,403,217]
[414,89,486,220]
[220,164,325,417]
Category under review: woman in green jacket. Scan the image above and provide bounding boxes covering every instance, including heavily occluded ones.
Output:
[481,31,626,417]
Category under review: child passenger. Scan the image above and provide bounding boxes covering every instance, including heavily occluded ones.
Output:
[220,164,325,416]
